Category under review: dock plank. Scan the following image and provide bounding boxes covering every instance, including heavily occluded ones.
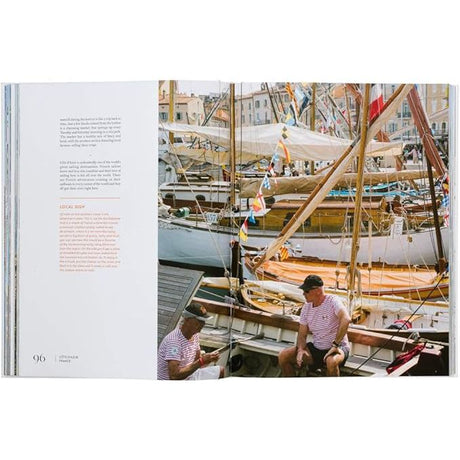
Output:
[157,264,204,346]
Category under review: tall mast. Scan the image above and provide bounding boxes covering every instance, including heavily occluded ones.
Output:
[406,86,447,272]
[425,157,447,272]
[406,87,446,175]
[252,84,414,269]
[344,86,353,140]
[347,84,370,304]
[168,80,175,145]
[229,83,236,207]
[309,83,316,175]
[265,83,280,123]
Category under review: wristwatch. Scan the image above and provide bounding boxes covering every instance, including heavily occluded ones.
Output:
[332,340,340,348]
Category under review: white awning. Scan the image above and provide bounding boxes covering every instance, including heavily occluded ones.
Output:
[160,122,403,163]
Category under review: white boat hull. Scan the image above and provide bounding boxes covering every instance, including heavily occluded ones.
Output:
[158,217,449,269]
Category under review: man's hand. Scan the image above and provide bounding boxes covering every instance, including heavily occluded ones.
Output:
[202,350,220,365]
[323,346,339,363]
[296,348,311,367]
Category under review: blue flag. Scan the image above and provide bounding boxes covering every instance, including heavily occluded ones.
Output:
[262,175,271,190]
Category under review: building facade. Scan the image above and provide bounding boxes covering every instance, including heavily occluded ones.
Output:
[158,93,205,126]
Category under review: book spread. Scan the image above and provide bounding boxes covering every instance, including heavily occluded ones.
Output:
[2,81,456,379]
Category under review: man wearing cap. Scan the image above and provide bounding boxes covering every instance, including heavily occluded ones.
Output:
[157,302,225,380]
[278,275,351,377]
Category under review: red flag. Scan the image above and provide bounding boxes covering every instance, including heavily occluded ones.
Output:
[369,84,384,121]
[239,217,249,242]
[252,190,266,213]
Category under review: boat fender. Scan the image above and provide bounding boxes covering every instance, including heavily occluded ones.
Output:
[174,207,190,218]
[387,319,412,330]
[229,354,243,373]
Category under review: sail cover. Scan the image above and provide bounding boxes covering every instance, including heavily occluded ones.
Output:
[160,122,403,163]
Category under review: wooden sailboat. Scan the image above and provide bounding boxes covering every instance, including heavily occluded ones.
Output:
[195,297,447,377]
[239,279,449,341]
[245,254,449,300]
[158,84,447,270]
[246,84,449,301]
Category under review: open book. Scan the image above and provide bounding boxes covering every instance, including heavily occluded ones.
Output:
[2,81,455,379]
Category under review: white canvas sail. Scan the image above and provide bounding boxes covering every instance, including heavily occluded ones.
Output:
[160,122,403,164]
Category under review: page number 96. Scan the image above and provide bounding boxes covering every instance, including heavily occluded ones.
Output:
[33,354,46,364]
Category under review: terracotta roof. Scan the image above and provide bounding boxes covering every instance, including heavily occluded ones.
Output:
[214,108,230,122]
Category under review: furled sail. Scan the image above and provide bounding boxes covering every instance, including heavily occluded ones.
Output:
[160,122,403,163]
[240,169,429,198]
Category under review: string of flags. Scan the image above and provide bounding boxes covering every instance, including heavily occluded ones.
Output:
[238,83,388,253]
[440,173,449,226]
[238,83,308,258]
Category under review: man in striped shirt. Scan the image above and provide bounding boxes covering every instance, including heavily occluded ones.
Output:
[279,275,351,377]
[157,302,225,380]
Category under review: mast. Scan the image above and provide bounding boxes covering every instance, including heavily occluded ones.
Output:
[344,86,353,140]
[265,83,280,123]
[406,86,447,272]
[347,84,370,304]
[425,156,447,272]
[252,84,413,270]
[326,86,353,136]
[406,86,446,175]
[189,88,229,149]
[168,80,175,145]
[309,83,316,175]
[229,83,236,207]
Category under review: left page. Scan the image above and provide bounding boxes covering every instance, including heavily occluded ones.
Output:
[5,82,157,378]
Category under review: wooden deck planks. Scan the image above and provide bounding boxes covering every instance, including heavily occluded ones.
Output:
[157,264,204,346]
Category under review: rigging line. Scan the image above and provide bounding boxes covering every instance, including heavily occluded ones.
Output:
[198,287,232,302]
[158,119,231,274]
[349,274,446,376]
[190,87,230,148]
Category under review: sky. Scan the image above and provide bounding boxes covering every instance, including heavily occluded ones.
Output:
[177,80,262,96]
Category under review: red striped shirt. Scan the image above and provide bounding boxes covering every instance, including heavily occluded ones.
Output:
[157,328,200,380]
[299,295,349,350]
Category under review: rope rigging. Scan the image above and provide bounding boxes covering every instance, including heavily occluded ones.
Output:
[349,274,446,376]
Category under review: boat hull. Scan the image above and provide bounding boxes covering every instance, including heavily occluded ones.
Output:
[246,256,449,301]
[195,297,447,376]
[158,217,449,269]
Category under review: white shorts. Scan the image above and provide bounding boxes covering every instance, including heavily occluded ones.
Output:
[187,365,221,380]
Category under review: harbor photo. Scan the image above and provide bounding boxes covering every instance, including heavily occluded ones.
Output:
[157,81,452,379]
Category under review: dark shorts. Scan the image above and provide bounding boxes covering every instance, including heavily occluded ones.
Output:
[306,342,350,370]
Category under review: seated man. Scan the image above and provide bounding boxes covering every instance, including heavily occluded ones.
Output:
[385,195,404,215]
[157,302,225,380]
[278,275,351,377]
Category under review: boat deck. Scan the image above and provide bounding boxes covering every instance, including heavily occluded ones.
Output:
[200,327,390,377]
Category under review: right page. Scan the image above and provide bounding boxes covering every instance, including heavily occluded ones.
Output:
[156,81,454,379]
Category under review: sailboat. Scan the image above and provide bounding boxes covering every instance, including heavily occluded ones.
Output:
[158,85,447,271]
[159,81,450,377]
[244,254,448,300]
[195,296,447,376]
[239,279,449,341]
[244,84,449,302]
